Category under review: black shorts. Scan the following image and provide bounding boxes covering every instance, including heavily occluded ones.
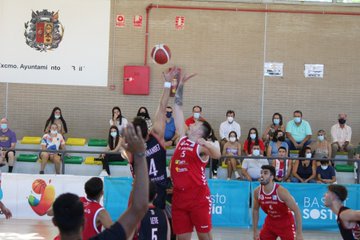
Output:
[3,150,16,161]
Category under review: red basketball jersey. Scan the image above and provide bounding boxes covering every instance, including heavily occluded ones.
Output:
[80,197,104,240]
[170,136,208,191]
[258,183,293,220]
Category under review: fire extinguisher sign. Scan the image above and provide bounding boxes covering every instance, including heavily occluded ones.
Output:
[116,15,125,27]
[175,16,185,30]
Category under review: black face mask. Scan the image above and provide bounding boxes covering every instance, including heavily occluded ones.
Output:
[338,119,346,124]
[278,136,285,142]
[138,112,147,118]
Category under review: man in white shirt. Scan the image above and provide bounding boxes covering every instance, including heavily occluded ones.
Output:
[241,144,269,181]
[219,110,241,152]
[331,113,354,162]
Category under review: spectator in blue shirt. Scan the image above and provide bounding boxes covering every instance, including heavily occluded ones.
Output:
[316,159,336,184]
[164,106,178,147]
[285,110,312,151]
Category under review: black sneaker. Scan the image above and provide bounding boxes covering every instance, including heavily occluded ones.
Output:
[39,171,44,174]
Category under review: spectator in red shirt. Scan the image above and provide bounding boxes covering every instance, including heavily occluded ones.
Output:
[184,105,205,127]
[243,127,265,156]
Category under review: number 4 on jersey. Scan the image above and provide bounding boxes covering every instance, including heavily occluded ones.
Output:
[149,158,158,176]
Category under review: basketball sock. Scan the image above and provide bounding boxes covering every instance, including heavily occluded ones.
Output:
[8,166,13,173]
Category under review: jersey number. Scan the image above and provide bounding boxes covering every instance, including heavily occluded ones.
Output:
[149,158,158,176]
[151,228,158,240]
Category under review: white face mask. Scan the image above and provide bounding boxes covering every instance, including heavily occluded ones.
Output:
[318,135,324,142]
[54,114,61,119]
[250,133,256,140]
[51,130,58,135]
[110,132,117,138]
[321,165,328,170]
[193,112,200,119]
[227,117,234,123]
[306,153,312,158]
[229,137,236,142]
[252,149,260,156]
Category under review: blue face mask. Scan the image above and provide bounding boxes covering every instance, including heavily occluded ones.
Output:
[166,112,172,118]
[1,124,8,130]
[111,132,117,138]
[294,117,302,123]
[273,119,280,125]
[250,133,256,140]
[252,149,260,156]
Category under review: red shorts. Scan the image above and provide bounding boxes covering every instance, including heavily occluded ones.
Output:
[260,217,296,240]
[172,187,212,234]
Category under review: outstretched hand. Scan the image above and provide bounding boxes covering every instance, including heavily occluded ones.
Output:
[179,72,197,85]
[123,123,146,155]
[163,66,180,83]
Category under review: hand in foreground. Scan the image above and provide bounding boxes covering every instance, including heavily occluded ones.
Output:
[0,205,12,219]
[123,123,146,155]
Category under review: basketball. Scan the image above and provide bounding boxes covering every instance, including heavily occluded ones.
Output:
[32,179,47,194]
[151,44,171,65]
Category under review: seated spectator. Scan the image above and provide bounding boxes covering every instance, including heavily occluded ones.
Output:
[184,105,205,127]
[266,130,289,158]
[331,113,354,163]
[109,106,128,136]
[311,129,332,159]
[262,112,285,148]
[207,128,220,179]
[272,146,292,182]
[291,146,316,183]
[99,126,126,176]
[0,118,16,173]
[40,123,65,174]
[44,107,68,136]
[316,159,336,184]
[223,131,242,180]
[164,106,179,147]
[243,128,265,156]
[219,110,241,152]
[241,144,269,181]
[285,110,312,150]
[137,107,152,131]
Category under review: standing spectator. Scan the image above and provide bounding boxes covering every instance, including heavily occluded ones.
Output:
[262,112,285,148]
[137,107,152,131]
[184,105,205,127]
[266,130,289,158]
[0,118,16,173]
[241,144,269,181]
[99,126,126,176]
[311,129,332,159]
[316,159,336,184]
[243,128,265,156]
[291,146,317,183]
[109,106,128,136]
[219,110,241,152]
[164,106,179,147]
[223,131,242,180]
[285,110,312,150]
[207,128,221,179]
[44,107,68,136]
[331,113,354,162]
[40,123,65,174]
[272,146,292,182]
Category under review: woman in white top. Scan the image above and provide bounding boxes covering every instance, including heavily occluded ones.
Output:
[109,106,128,136]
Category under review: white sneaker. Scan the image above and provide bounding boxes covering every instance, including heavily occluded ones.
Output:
[99,170,109,177]
[212,175,218,179]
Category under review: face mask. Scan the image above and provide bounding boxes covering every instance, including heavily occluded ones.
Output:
[294,117,301,123]
[54,114,61,119]
[193,112,200,119]
[273,119,280,125]
[111,132,117,138]
[229,137,236,142]
[227,117,234,123]
[321,165,328,170]
[318,135,324,142]
[252,149,260,156]
[278,136,285,142]
[250,133,256,140]
[306,153,312,158]
[0,124,7,130]
[166,112,172,118]
[51,130,58,135]
[338,119,346,125]
[138,112,147,118]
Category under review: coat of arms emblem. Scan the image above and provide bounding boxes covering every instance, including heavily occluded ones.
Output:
[24,10,64,52]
